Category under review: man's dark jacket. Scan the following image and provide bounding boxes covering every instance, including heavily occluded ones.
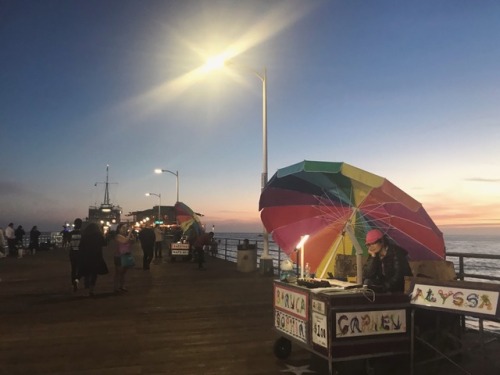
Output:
[362,244,413,292]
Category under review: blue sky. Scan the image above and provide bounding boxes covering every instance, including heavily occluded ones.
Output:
[1,0,500,235]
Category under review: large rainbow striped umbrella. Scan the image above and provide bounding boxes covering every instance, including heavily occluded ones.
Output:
[259,160,445,278]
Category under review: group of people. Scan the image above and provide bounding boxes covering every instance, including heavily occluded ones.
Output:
[67,220,174,296]
[3,218,410,295]
[1,223,42,258]
[69,219,136,296]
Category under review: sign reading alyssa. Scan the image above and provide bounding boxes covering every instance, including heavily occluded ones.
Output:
[411,283,499,316]
[335,309,407,338]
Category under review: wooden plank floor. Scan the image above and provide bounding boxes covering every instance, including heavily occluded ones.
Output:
[1,246,499,375]
[0,245,306,375]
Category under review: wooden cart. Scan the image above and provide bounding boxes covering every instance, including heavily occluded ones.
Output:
[273,280,411,374]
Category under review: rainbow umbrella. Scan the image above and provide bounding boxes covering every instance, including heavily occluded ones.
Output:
[259,160,445,278]
[174,202,204,238]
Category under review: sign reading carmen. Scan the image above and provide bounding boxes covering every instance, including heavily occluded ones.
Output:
[411,283,499,317]
[335,309,407,338]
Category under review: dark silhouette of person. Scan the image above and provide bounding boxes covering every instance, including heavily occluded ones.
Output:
[29,225,41,255]
[15,225,25,247]
[193,232,214,269]
[138,224,155,270]
[78,222,108,296]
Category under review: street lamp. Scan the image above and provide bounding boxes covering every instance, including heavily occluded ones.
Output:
[145,192,161,222]
[256,68,271,263]
[201,57,272,273]
[226,65,272,263]
[154,169,179,203]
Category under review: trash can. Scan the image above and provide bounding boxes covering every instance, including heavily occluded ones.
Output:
[237,244,257,272]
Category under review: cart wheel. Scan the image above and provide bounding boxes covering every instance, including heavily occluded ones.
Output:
[364,359,375,375]
[273,337,292,359]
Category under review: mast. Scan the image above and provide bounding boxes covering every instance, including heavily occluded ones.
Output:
[88,164,121,224]
[103,164,110,206]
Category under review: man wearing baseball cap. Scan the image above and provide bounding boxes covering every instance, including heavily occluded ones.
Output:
[362,229,412,292]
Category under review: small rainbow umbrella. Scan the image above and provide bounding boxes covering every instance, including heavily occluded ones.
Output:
[174,202,204,238]
[259,160,445,278]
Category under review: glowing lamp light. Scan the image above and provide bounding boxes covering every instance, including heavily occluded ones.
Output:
[295,234,310,279]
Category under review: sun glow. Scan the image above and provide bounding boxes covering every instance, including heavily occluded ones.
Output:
[118,2,315,116]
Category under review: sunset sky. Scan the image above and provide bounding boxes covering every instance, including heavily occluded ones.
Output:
[1,0,500,236]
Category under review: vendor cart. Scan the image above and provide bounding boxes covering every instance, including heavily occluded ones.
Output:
[273,280,411,374]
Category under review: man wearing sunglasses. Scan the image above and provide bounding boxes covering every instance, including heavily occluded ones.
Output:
[362,229,412,293]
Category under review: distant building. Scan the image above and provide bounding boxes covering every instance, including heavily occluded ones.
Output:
[127,206,176,225]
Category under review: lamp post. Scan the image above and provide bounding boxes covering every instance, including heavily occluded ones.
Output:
[145,192,161,222]
[202,58,272,273]
[154,169,179,203]
[252,68,272,264]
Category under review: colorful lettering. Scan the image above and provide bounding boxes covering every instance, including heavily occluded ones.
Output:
[466,293,479,308]
[438,289,454,304]
[453,291,464,307]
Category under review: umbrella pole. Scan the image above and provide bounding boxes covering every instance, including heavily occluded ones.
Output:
[344,223,364,284]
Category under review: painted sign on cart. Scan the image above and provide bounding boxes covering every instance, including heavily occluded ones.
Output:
[312,311,328,347]
[411,283,499,316]
[274,285,309,343]
[171,243,190,256]
[335,309,407,338]
[275,310,308,343]
[274,285,308,319]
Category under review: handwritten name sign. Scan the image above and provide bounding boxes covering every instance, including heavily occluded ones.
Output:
[335,309,407,338]
[274,285,308,319]
[411,283,499,316]
[275,310,307,343]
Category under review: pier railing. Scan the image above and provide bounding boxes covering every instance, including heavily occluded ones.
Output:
[14,234,500,283]
[215,237,500,282]
[446,251,500,283]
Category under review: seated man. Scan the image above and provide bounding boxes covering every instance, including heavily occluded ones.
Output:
[362,229,412,292]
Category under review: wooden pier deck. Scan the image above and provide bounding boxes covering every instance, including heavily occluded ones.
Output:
[1,245,499,375]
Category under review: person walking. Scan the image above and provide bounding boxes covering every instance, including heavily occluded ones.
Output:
[113,223,135,293]
[138,224,155,270]
[154,224,163,260]
[193,232,214,269]
[0,226,6,257]
[69,218,83,292]
[5,223,16,257]
[78,222,108,297]
[29,225,41,255]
